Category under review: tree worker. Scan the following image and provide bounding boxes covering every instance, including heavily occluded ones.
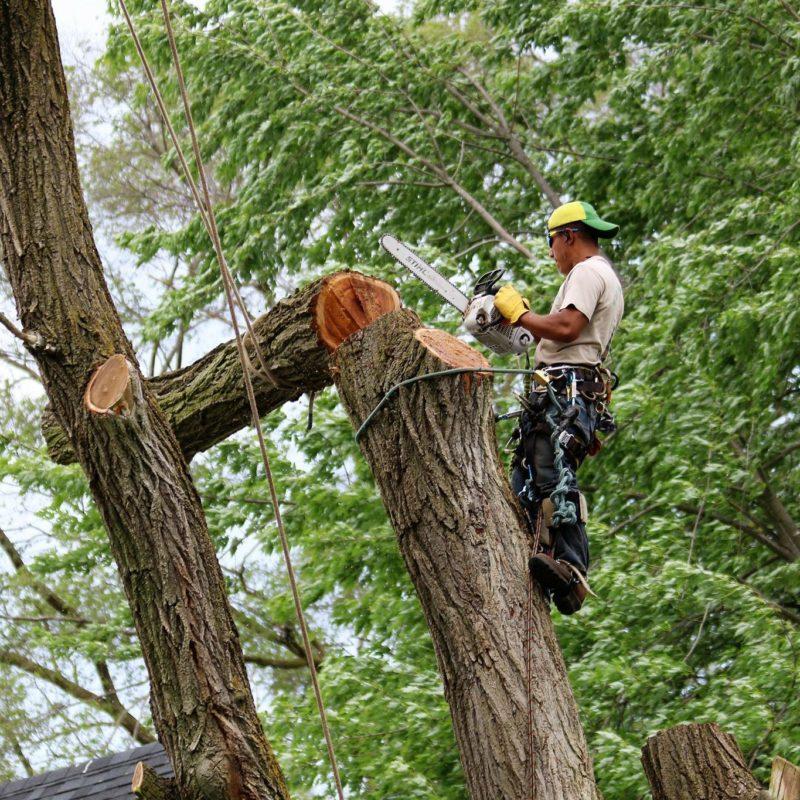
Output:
[493,201,624,614]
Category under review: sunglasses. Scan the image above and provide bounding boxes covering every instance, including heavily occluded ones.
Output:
[546,227,580,247]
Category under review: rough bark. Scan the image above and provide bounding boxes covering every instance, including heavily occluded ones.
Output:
[333,310,600,800]
[641,723,767,800]
[132,762,180,800]
[42,275,341,464]
[0,3,288,798]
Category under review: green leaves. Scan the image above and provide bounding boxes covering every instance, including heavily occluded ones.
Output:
[4,0,799,792]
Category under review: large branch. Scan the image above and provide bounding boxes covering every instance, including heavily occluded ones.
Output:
[0,648,155,745]
[42,276,338,465]
[330,306,599,800]
[0,525,153,740]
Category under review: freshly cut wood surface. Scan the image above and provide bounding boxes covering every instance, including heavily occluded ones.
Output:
[314,272,401,351]
[84,354,133,414]
[771,756,800,800]
[414,327,490,370]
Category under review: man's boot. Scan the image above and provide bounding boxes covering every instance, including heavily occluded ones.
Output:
[529,553,589,615]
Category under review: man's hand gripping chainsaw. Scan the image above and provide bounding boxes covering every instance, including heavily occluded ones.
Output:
[380,234,534,356]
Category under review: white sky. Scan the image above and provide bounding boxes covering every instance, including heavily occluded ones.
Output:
[52,0,110,64]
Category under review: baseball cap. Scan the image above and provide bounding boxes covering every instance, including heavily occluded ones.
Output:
[547,201,619,238]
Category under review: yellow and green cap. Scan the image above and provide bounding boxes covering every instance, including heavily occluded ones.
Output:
[547,201,619,238]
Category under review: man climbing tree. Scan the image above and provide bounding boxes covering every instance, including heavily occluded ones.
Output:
[494,201,624,614]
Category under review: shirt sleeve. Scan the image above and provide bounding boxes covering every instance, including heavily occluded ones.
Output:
[558,263,605,321]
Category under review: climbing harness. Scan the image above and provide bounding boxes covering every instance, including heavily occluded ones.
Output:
[117,1,344,794]
[514,366,616,538]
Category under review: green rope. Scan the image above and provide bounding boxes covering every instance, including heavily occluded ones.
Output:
[542,382,578,528]
[354,367,539,442]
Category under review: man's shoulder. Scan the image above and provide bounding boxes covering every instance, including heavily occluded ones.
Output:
[574,254,614,273]
[573,256,622,290]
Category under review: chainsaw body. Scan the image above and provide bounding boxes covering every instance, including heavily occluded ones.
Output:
[462,269,534,356]
[463,293,534,355]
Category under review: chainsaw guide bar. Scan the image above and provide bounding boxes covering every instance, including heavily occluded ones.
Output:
[379,234,470,314]
[380,234,534,356]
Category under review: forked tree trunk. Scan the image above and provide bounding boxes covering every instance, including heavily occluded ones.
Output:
[327,298,600,800]
[0,3,288,798]
[641,723,768,800]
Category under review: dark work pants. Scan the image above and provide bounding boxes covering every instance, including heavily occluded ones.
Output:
[512,391,598,575]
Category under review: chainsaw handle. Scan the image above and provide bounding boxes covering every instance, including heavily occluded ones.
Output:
[473,268,506,296]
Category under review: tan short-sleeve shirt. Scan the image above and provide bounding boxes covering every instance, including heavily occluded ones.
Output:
[534,255,624,367]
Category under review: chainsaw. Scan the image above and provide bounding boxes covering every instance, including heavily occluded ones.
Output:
[380,234,534,356]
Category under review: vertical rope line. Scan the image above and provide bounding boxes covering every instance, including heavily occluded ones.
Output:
[526,505,541,800]
[117,1,345,795]
[157,3,345,795]
[157,1,281,389]
[116,0,281,388]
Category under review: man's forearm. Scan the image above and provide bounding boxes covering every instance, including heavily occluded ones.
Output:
[516,310,581,343]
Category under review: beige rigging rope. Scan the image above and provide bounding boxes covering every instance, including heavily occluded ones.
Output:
[116,1,345,795]
[525,507,543,800]
[116,0,282,390]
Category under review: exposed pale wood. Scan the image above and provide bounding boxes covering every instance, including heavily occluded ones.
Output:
[131,762,179,800]
[642,723,764,800]
[413,327,490,370]
[314,272,401,351]
[334,309,599,800]
[771,756,800,800]
[84,354,134,414]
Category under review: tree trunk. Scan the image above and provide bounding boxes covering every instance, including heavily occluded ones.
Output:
[331,307,600,800]
[0,3,288,798]
[641,723,767,800]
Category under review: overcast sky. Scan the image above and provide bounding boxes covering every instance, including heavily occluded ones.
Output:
[51,0,110,64]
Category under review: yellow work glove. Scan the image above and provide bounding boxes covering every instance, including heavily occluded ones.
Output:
[493,284,530,324]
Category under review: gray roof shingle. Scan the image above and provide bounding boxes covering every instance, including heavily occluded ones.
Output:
[0,743,172,800]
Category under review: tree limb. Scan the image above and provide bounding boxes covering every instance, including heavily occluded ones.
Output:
[0,525,152,741]
[0,648,155,744]
[243,654,312,669]
[41,274,337,464]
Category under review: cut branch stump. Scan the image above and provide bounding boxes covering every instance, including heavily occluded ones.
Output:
[42,271,391,464]
[84,354,134,415]
[131,762,179,800]
[642,723,766,800]
[771,756,800,800]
